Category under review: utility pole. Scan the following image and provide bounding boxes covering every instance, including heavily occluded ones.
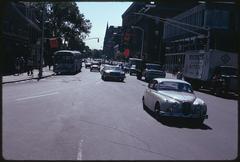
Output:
[39,2,45,80]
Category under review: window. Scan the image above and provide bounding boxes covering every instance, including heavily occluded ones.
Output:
[206,9,229,29]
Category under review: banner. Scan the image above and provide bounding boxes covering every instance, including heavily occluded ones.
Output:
[123,48,130,58]
[49,38,58,48]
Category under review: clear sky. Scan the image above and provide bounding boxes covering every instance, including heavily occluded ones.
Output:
[77,2,132,50]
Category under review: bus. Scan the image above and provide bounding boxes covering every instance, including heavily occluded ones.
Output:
[53,50,82,74]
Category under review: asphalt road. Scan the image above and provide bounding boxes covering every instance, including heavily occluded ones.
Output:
[2,67,238,160]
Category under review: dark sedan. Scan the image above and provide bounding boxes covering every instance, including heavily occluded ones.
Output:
[101,65,125,82]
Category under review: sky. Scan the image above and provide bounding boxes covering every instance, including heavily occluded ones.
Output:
[77,2,132,50]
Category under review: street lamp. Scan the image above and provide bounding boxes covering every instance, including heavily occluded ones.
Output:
[131,26,144,59]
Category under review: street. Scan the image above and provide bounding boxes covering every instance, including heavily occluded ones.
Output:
[2,68,238,160]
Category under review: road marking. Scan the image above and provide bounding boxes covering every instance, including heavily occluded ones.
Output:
[77,139,84,160]
[16,92,59,101]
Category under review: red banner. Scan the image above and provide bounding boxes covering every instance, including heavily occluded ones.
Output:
[123,48,130,58]
[49,38,58,48]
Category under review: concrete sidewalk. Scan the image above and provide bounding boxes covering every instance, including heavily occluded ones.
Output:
[2,67,55,84]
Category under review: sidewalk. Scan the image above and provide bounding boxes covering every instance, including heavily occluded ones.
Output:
[2,67,55,84]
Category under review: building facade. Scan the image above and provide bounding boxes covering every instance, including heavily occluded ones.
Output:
[103,24,122,59]
[1,2,42,75]
[121,1,198,64]
[163,2,239,72]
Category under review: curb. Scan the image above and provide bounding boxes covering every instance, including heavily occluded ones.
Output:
[2,73,55,84]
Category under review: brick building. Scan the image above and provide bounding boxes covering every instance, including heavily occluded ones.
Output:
[1,2,41,75]
[103,23,122,59]
[121,1,198,64]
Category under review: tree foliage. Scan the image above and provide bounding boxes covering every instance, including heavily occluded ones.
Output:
[35,2,92,52]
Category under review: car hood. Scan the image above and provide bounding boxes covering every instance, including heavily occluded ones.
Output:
[91,65,99,67]
[157,90,196,102]
[146,69,164,73]
[105,70,123,73]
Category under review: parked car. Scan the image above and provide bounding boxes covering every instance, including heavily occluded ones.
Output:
[142,78,208,125]
[90,62,100,72]
[129,65,137,75]
[101,65,125,82]
[123,63,130,73]
[85,61,91,68]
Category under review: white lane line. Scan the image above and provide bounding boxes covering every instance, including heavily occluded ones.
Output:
[16,92,59,101]
[77,139,84,160]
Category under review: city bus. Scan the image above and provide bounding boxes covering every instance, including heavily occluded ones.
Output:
[53,50,82,74]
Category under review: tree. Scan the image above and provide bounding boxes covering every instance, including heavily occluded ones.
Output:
[34,2,92,65]
[35,2,92,49]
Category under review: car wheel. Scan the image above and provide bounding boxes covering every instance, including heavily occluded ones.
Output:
[137,74,141,80]
[130,72,132,75]
[145,77,149,82]
[154,102,160,118]
[142,97,147,110]
[101,75,105,81]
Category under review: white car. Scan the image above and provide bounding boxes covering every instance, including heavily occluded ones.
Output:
[142,78,208,124]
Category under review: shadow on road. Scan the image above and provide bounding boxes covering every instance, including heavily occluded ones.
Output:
[143,106,212,130]
[102,79,125,83]
[196,88,239,101]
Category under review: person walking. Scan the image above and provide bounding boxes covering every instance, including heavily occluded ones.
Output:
[27,58,33,76]
[20,57,25,74]
[15,57,20,75]
[176,70,183,80]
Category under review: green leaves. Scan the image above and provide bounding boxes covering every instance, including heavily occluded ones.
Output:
[35,2,91,50]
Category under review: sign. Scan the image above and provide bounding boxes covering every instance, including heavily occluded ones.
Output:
[49,38,58,48]
[123,48,130,58]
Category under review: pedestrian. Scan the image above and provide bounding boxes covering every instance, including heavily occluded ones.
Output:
[20,57,25,74]
[27,58,33,76]
[176,70,183,80]
[15,57,20,75]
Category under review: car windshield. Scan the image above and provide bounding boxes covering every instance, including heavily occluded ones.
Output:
[104,66,121,71]
[146,64,162,70]
[158,81,193,93]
